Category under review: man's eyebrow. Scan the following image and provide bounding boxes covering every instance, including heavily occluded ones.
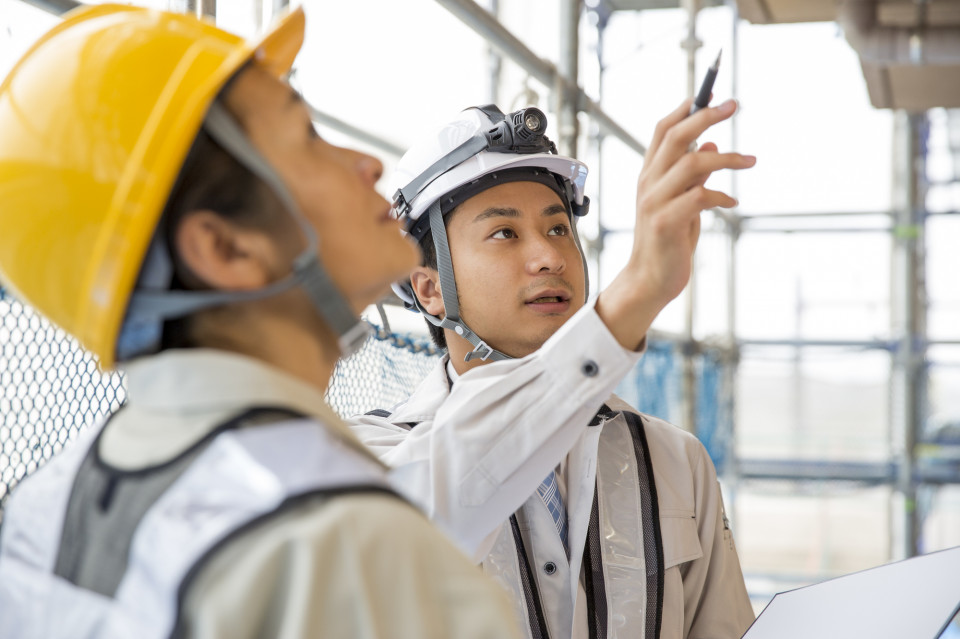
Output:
[542,203,567,217]
[473,207,520,223]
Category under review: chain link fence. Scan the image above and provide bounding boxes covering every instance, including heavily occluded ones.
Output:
[1,289,727,518]
[0,290,126,512]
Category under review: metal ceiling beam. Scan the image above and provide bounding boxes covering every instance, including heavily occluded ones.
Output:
[306,105,405,158]
[18,0,80,15]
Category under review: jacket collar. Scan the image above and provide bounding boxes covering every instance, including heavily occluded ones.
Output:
[388,353,453,425]
[107,348,379,468]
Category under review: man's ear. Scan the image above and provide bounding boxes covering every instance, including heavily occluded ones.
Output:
[409,266,445,317]
[174,210,277,290]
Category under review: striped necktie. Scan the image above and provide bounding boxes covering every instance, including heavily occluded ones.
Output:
[537,470,568,552]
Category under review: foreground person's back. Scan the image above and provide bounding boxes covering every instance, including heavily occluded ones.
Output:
[0,6,520,638]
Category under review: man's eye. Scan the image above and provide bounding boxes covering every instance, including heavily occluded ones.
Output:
[548,224,570,236]
[491,228,516,239]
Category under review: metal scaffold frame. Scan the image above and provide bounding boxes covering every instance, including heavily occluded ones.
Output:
[10,0,960,562]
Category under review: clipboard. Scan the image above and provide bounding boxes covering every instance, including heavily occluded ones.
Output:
[742,545,960,639]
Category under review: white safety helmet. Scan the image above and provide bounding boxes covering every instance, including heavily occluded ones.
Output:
[391,105,590,362]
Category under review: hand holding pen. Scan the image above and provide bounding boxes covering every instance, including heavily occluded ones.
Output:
[604,64,755,320]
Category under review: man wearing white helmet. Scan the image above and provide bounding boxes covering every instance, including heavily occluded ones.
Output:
[0,6,522,638]
[352,101,757,639]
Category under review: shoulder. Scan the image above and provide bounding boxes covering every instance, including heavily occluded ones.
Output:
[181,492,519,638]
[605,394,706,460]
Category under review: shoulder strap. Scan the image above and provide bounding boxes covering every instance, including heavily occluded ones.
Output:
[622,411,665,639]
[53,406,311,597]
[509,514,551,639]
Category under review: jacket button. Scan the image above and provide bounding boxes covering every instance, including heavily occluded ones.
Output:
[581,360,599,377]
[543,562,557,575]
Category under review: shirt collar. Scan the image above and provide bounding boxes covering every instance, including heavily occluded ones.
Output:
[119,348,376,461]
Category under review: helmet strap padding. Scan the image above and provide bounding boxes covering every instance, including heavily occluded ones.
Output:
[427,201,509,363]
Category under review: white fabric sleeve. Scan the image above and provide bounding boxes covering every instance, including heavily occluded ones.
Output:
[351,301,643,559]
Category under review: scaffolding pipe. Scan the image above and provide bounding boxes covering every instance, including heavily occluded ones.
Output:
[486,0,502,105]
[20,0,79,14]
[680,0,701,435]
[433,0,647,157]
[590,7,609,284]
[557,0,581,157]
[739,338,896,349]
[185,0,215,18]
[306,105,406,158]
[739,210,894,219]
[890,111,928,558]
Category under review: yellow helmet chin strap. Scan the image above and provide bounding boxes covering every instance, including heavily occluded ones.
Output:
[120,102,370,359]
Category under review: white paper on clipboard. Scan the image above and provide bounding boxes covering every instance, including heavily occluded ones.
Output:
[742,545,960,639]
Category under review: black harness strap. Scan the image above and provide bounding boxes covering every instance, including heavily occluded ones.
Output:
[509,514,551,639]
[582,484,608,639]
[369,404,663,639]
[624,411,665,639]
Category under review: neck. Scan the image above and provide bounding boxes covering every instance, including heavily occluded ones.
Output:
[192,305,340,393]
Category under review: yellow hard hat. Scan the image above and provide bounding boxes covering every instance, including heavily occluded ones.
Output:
[0,4,305,370]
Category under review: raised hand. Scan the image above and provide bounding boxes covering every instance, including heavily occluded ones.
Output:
[595,98,756,350]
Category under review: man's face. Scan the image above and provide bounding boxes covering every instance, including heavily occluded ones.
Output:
[445,180,586,358]
[223,66,419,312]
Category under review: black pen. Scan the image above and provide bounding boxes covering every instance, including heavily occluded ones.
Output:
[688,50,722,150]
[690,50,722,116]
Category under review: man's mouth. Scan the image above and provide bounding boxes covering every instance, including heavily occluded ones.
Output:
[524,288,572,309]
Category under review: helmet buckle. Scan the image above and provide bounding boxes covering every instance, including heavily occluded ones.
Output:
[392,189,410,216]
[466,339,496,362]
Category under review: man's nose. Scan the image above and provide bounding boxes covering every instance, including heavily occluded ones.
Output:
[354,151,383,187]
[526,234,566,274]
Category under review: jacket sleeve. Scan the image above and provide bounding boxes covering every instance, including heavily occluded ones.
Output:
[350,301,643,560]
[177,493,522,639]
[683,444,755,639]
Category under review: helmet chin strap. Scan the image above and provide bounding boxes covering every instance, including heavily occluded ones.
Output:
[124,102,371,359]
[418,175,592,365]
[424,200,510,363]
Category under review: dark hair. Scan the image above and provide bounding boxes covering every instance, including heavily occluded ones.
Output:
[158,121,285,351]
[417,231,448,350]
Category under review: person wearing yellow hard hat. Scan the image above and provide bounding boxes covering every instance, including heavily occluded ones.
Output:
[0,5,521,639]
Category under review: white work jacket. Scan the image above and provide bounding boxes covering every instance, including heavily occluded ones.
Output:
[351,303,754,639]
[0,349,521,639]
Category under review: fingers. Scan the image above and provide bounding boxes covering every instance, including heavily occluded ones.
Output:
[645,98,695,161]
[645,99,739,181]
[644,151,755,208]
